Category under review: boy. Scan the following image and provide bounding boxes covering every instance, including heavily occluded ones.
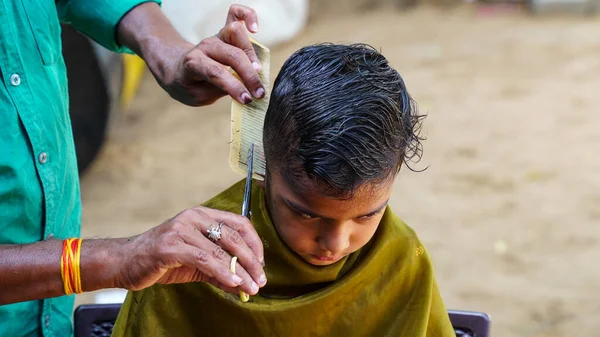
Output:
[112,43,454,336]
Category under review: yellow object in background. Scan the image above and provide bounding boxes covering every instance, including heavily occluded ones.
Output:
[121,54,147,108]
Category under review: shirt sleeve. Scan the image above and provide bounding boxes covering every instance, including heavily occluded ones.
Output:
[56,0,162,53]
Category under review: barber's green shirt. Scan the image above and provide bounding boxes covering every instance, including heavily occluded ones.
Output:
[0,0,159,336]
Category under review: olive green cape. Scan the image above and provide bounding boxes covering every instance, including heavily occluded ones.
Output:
[112,180,454,337]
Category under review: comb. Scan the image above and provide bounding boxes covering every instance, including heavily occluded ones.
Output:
[229,37,270,181]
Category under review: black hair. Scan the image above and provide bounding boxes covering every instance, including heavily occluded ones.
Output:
[263,43,424,197]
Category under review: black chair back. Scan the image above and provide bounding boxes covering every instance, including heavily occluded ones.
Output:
[74,304,491,337]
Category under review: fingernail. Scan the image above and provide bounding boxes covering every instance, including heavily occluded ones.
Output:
[252,62,261,72]
[251,281,259,293]
[241,93,252,104]
[251,23,258,33]
[233,275,243,285]
[258,274,267,286]
[255,87,265,99]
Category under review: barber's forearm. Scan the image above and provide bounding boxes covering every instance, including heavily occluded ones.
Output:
[0,238,127,305]
[0,240,63,304]
[116,2,193,79]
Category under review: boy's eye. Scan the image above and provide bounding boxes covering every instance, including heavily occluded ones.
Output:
[287,203,318,220]
[299,212,315,219]
[358,210,381,220]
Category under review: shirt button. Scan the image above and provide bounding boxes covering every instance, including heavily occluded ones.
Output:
[10,74,21,86]
[38,152,48,164]
[44,315,50,328]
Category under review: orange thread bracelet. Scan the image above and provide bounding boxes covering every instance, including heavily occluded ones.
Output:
[60,238,83,295]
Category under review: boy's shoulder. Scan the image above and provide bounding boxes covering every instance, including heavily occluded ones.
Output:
[377,206,430,262]
[381,206,419,240]
[201,179,247,213]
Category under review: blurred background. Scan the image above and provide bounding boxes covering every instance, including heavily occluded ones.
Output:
[65,0,600,336]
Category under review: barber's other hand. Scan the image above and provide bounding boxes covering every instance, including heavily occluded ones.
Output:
[115,207,266,296]
[150,4,265,106]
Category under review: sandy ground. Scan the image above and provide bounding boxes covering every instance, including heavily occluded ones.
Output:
[75,6,600,337]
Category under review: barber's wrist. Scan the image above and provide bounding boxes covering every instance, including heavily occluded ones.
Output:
[117,2,193,83]
[80,238,129,292]
[142,37,194,87]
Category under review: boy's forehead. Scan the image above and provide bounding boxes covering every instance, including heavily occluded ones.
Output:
[269,167,393,214]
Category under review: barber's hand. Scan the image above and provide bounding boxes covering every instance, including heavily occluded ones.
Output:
[115,207,266,296]
[152,4,265,106]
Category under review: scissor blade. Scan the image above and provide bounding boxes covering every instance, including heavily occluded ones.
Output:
[241,144,254,218]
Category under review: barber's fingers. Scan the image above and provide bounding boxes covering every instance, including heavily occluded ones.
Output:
[181,49,249,104]
[207,25,264,99]
[182,41,263,104]
[218,20,262,73]
[211,222,266,289]
[177,226,261,295]
[225,4,259,34]
[196,206,265,266]
[176,208,265,290]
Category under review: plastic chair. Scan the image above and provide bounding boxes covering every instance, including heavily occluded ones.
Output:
[448,309,491,337]
[74,304,490,337]
[74,304,121,337]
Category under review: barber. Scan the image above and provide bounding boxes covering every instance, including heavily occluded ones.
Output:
[0,2,265,336]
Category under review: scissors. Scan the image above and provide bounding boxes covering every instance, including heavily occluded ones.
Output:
[241,143,254,220]
[234,144,254,303]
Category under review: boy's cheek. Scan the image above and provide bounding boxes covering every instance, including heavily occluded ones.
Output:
[278,222,315,254]
[349,217,384,251]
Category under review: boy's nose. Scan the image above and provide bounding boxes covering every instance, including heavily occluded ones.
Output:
[318,225,350,256]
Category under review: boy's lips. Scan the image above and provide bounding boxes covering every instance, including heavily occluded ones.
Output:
[311,254,341,262]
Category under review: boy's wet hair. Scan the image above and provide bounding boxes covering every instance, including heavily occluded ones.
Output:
[263,43,424,197]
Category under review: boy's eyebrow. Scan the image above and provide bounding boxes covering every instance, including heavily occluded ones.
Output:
[284,198,389,219]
